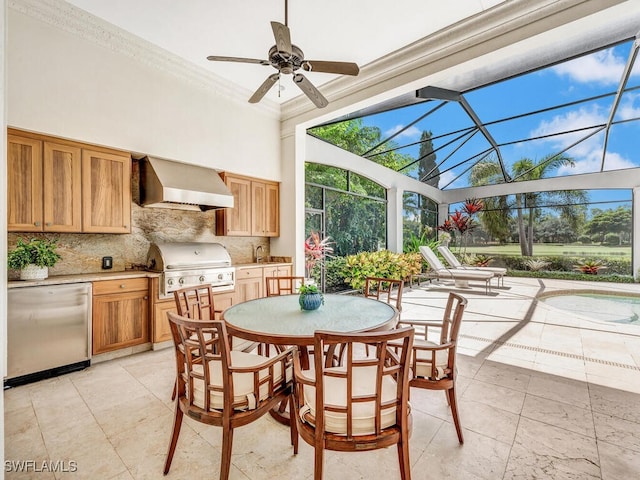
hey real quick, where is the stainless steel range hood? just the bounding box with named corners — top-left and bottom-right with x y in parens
top-left (140, 156), bottom-right (234, 211)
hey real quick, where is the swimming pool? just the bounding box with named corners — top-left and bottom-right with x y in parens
top-left (537, 290), bottom-right (640, 325)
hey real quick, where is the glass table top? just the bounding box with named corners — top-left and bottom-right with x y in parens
top-left (223, 294), bottom-right (398, 341)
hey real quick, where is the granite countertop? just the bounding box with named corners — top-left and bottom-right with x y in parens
top-left (8, 270), bottom-right (160, 288)
top-left (8, 260), bottom-right (294, 288)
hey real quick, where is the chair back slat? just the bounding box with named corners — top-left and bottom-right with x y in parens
top-left (364, 277), bottom-right (404, 313)
top-left (173, 285), bottom-right (219, 320)
top-left (265, 276), bottom-right (305, 296)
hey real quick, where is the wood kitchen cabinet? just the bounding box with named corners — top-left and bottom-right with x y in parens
top-left (7, 129), bottom-right (131, 234)
top-left (234, 266), bottom-right (264, 304)
top-left (262, 264), bottom-right (292, 285)
top-left (92, 278), bottom-right (149, 354)
top-left (8, 134), bottom-right (83, 232)
top-left (216, 172), bottom-right (280, 237)
top-left (150, 277), bottom-right (236, 344)
top-left (82, 149), bottom-right (131, 233)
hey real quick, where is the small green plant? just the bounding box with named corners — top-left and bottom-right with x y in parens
top-left (573, 259), bottom-right (607, 275)
top-left (8, 238), bottom-right (62, 270)
top-left (524, 258), bottom-right (551, 272)
top-left (471, 254), bottom-right (493, 267)
top-left (299, 284), bottom-right (321, 295)
top-left (298, 283), bottom-right (324, 307)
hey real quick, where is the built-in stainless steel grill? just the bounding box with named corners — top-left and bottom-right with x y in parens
top-left (146, 242), bottom-right (235, 299)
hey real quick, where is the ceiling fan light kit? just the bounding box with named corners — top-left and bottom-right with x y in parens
top-left (207, 1), bottom-right (359, 108)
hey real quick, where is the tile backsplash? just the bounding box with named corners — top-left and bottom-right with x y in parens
top-left (7, 202), bottom-right (270, 279)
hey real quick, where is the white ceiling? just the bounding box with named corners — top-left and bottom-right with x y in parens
top-left (63, 0), bottom-right (506, 105)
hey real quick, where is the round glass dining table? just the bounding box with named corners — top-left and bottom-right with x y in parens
top-left (223, 293), bottom-right (398, 347)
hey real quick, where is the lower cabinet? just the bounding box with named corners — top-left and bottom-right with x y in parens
top-left (234, 267), bottom-right (264, 304)
top-left (92, 278), bottom-right (149, 355)
top-left (150, 277), bottom-right (236, 344)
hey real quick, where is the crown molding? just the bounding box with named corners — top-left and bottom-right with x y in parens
top-left (8, 0), bottom-right (281, 118)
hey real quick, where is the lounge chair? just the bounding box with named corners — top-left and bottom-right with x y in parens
top-left (437, 245), bottom-right (506, 287)
top-left (419, 246), bottom-right (494, 294)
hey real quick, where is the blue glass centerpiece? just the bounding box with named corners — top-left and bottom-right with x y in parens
top-left (298, 284), bottom-right (324, 311)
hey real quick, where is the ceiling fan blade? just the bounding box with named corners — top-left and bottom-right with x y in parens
top-left (271, 21), bottom-right (292, 56)
top-left (249, 73), bottom-right (280, 103)
top-left (207, 55), bottom-right (270, 66)
top-left (292, 73), bottom-right (328, 108)
top-left (302, 60), bottom-right (360, 76)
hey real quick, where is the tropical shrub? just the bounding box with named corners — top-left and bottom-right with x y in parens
top-left (604, 233), bottom-right (620, 246)
top-left (577, 235), bottom-right (591, 244)
top-left (342, 250), bottom-right (422, 291)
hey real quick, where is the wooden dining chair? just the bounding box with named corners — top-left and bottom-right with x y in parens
top-left (292, 326), bottom-right (415, 480)
top-left (362, 277), bottom-right (404, 356)
top-left (265, 276), bottom-right (305, 296)
top-left (170, 285), bottom-right (256, 400)
top-left (397, 292), bottom-right (467, 444)
top-left (164, 312), bottom-right (297, 480)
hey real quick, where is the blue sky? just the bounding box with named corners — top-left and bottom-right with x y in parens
top-left (360, 39), bottom-right (638, 210)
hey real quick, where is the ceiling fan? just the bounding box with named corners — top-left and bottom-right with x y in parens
top-left (206, 0), bottom-right (359, 108)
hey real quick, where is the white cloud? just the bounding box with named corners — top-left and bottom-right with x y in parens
top-left (530, 105), bottom-right (636, 174)
top-left (384, 124), bottom-right (422, 140)
top-left (617, 92), bottom-right (640, 120)
top-left (551, 48), bottom-right (629, 85)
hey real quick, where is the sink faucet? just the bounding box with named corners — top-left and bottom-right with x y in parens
top-left (255, 245), bottom-right (264, 263)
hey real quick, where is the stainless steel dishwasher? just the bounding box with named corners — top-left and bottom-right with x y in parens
top-left (5, 282), bottom-right (92, 386)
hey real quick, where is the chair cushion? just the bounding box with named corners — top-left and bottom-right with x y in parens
top-left (413, 339), bottom-right (449, 380)
top-left (299, 365), bottom-right (402, 435)
top-left (189, 350), bottom-right (291, 411)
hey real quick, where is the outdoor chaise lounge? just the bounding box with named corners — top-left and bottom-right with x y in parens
top-left (437, 245), bottom-right (507, 287)
top-left (419, 246), bottom-right (494, 294)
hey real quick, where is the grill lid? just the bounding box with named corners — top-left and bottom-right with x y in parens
top-left (146, 242), bottom-right (232, 271)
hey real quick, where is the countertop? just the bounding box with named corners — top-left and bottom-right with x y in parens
top-left (8, 270), bottom-right (160, 288)
top-left (7, 261), bottom-right (293, 289)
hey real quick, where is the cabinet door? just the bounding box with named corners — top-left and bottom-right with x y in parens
top-left (43, 142), bottom-right (82, 232)
top-left (92, 289), bottom-right (149, 354)
top-left (216, 174), bottom-right (252, 236)
top-left (265, 182), bottom-right (280, 237)
top-left (82, 149), bottom-right (131, 233)
top-left (7, 135), bottom-right (43, 232)
top-left (251, 181), bottom-right (266, 236)
top-left (213, 291), bottom-right (234, 318)
top-left (153, 300), bottom-right (176, 344)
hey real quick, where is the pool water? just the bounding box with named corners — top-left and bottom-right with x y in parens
top-left (539, 293), bottom-right (640, 325)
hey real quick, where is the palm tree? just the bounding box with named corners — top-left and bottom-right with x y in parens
top-left (470, 154), bottom-right (588, 256)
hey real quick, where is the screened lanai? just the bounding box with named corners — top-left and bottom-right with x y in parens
top-left (298, 16), bottom-right (640, 283)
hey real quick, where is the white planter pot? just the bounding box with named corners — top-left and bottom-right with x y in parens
top-left (20, 265), bottom-right (49, 280)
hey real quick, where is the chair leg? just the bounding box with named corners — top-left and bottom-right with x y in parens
top-left (220, 426), bottom-right (234, 480)
top-left (163, 405), bottom-right (184, 474)
top-left (447, 387), bottom-right (464, 444)
top-left (289, 394), bottom-right (299, 454)
top-left (171, 379), bottom-right (177, 401)
top-left (397, 433), bottom-right (412, 480)
top-left (314, 443), bottom-right (324, 480)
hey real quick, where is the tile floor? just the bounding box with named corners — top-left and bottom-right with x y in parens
top-left (4, 277), bottom-right (640, 479)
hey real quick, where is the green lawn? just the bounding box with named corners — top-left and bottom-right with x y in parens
top-left (465, 243), bottom-right (631, 259)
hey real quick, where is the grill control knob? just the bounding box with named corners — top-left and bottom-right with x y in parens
top-left (218, 273), bottom-right (224, 280)
top-left (178, 278), bottom-right (185, 285)
top-left (167, 279), bottom-right (174, 286)
top-left (199, 276), bottom-right (205, 282)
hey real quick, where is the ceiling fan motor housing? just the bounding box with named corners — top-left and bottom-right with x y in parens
top-left (268, 44), bottom-right (304, 74)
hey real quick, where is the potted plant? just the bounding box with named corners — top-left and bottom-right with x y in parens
top-left (304, 230), bottom-right (334, 286)
top-left (8, 237), bottom-right (62, 280)
top-left (298, 284), bottom-right (324, 311)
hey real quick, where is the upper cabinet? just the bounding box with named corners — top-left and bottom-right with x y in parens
top-left (7, 129), bottom-right (131, 234)
top-left (82, 149), bottom-right (131, 233)
top-left (216, 173), bottom-right (280, 237)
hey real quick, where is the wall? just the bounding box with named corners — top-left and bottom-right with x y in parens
top-left (6, 6), bottom-right (281, 180)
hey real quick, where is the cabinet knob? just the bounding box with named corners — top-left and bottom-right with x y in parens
top-left (34, 221), bottom-right (41, 226)
top-left (120, 284), bottom-right (126, 288)
top-left (144, 296), bottom-right (148, 300)
top-left (46, 222), bottom-right (52, 226)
